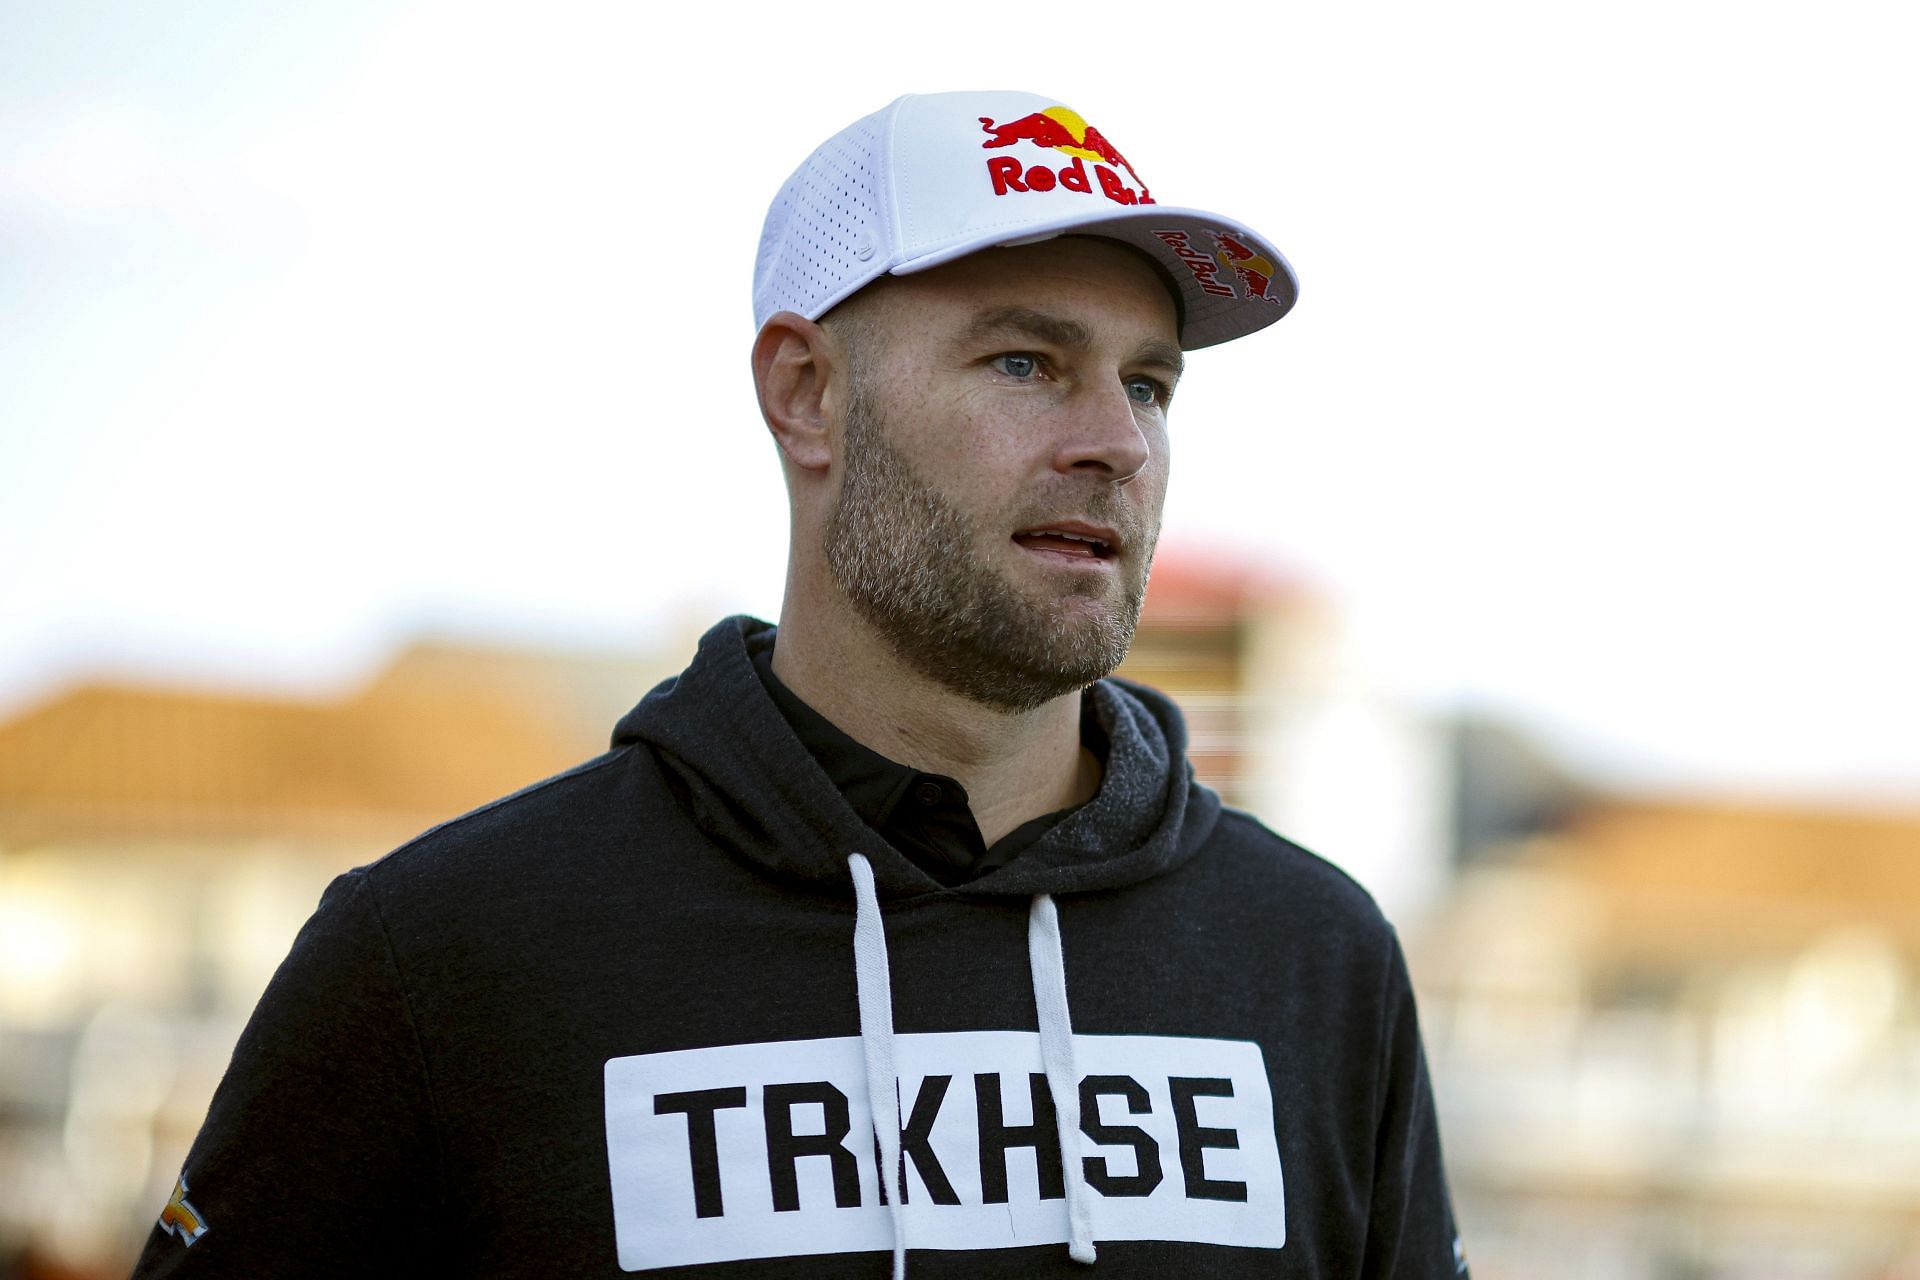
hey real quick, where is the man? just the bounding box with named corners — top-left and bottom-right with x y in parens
top-left (133, 91), bottom-right (1466, 1278)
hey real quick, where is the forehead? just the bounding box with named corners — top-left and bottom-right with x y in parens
top-left (855, 237), bottom-right (1181, 347)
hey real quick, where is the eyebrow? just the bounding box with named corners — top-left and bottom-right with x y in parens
top-left (962, 305), bottom-right (1185, 381)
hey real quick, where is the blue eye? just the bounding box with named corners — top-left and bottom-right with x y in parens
top-left (996, 353), bottom-right (1040, 378)
top-left (1126, 377), bottom-right (1167, 406)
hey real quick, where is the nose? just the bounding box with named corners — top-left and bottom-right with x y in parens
top-left (1050, 380), bottom-right (1152, 484)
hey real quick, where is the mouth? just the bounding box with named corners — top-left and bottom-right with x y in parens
top-left (1010, 522), bottom-right (1119, 562)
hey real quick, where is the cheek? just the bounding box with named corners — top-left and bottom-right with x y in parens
top-left (1134, 447), bottom-right (1172, 522)
top-left (1138, 471), bottom-right (1171, 522)
top-left (897, 392), bottom-right (1026, 478)
top-left (1137, 425), bottom-right (1171, 482)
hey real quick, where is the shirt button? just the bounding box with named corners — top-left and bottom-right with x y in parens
top-left (914, 780), bottom-right (944, 806)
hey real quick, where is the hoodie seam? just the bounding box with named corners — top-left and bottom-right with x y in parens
top-left (348, 868), bottom-right (453, 1217)
top-left (1367, 925), bottom-right (1400, 1166)
top-left (850, 883), bottom-right (1009, 910)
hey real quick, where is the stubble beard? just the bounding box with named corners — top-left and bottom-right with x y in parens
top-left (822, 384), bottom-right (1156, 714)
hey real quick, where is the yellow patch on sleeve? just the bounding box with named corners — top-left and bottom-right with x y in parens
top-left (160, 1173), bottom-right (208, 1246)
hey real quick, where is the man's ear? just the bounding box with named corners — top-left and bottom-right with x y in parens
top-left (753, 311), bottom-right (838, 473)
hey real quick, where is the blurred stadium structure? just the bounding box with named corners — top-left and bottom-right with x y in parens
top-left (1, 552), bottom-right (1917, 1278)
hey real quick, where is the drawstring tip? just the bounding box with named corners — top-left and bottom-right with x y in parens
top-left (1069, 1241), bottom-right (1098, 1265)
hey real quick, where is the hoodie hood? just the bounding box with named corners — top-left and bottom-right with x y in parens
top-left (612, 616), bottom-right (1220, 900)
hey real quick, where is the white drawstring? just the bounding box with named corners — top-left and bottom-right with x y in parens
top-left (1029, 893), bottom-right (1098, 1264)
top-left (848, 856), bottom-right (1097, 1274)
top-left (848, 853), bottom-right (908, 1280)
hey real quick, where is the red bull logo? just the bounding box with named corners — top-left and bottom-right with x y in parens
top-left (979, 107), bottom-right (1154, 207)
top-left (1210, 231), bottom-right (1282, 303)
top-left (1152, 229), bottom-right (1285, 305)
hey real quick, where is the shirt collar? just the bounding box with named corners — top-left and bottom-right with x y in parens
top-left (746, 632), bottom-right (1104, 886)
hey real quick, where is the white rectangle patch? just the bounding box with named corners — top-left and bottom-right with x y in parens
top-left (604, 1031), bottom-right (1284, 1271)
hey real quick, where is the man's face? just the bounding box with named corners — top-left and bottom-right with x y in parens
top-left (821, 237), bottom-right (1182, 712)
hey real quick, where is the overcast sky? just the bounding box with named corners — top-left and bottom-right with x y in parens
top-left (2, 1), bottom-right (1915, 807)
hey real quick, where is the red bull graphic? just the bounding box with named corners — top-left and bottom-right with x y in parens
top-left (1209, 230), bottom-right (1283, 303)
top-left (160, 1172), bottom-right (208, 1246)
top-left (979, 107), bottom-right (1154, 207)
top-left (1151, 229), bottom-right (1287, 305)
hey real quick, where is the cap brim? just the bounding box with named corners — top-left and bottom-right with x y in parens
top-left (889, 203), bottom-right (1297, 350)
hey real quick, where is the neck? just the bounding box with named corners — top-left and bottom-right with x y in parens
top-left (772, 593), bottom-right (1100, 847)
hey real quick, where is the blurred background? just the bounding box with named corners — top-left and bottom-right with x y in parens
top-left (2, 2), bottom-right (1916, 1276)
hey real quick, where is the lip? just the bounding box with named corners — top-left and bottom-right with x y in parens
top-left (1015, 542), bottom-right (1117, 571)
top-left (1010, 520), bottom-right (1123, 559)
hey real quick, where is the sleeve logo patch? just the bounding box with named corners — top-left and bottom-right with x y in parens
top-left (160, 1173), bottom-right (208, 1246)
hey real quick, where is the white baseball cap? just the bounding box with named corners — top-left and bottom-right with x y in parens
top-left (752, 91), bottom-right (1297, 350)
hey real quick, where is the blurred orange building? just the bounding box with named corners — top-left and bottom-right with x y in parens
top-left (1421, 799), bottom-right (1920, 1279)
top-left (0, 638), bottom-right (682, 1274)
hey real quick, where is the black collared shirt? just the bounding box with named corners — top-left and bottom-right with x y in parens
top-left (748, 639), bottom-right (1105, 887)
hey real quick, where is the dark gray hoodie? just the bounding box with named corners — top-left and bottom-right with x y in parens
top-left (131, 615), bottom-right (1467, 1279)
